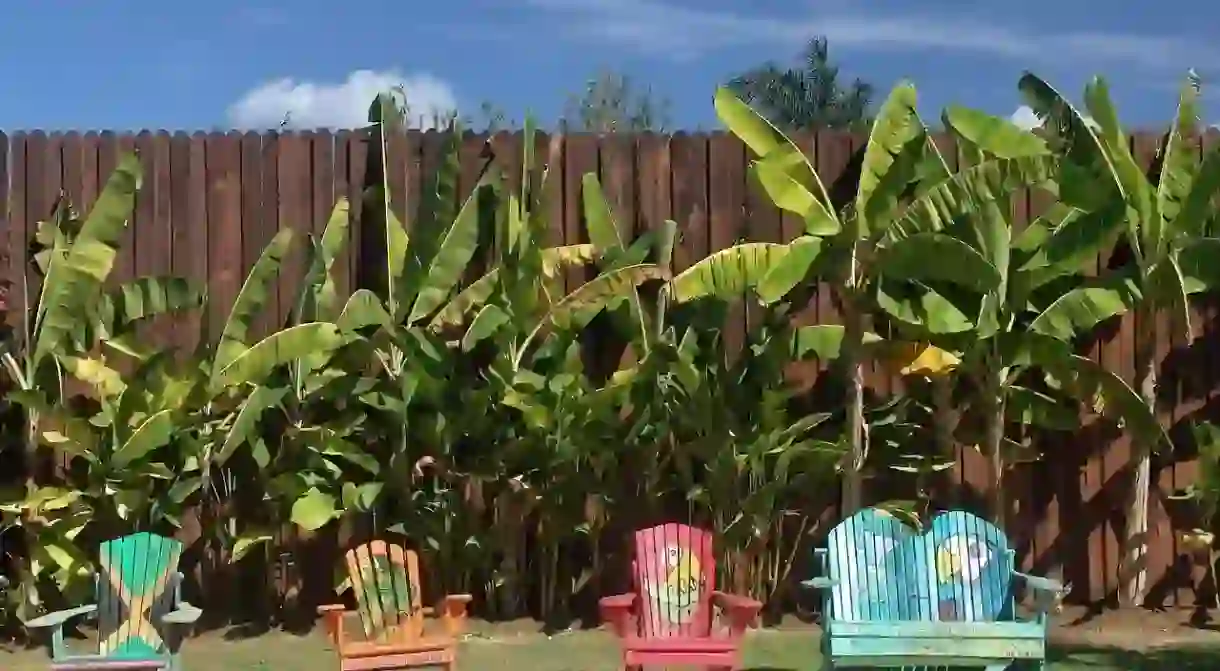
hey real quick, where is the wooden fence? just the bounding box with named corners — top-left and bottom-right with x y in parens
top-left (0, 129), bottom-right (1215, 610)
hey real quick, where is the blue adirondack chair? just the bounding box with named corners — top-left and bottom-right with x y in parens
top-left (23, 532), bottom-right (202, 670)
top-left (804, 508), bottom-right (1066, 670)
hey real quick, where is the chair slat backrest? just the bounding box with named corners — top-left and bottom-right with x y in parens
top-left (822, 509), bottom-right (1015, 623)
top-left (345, 541), bottom-right (423, 642)
top-left (921, 511), bottom-right (1014, 622)
top-left (823, 508), bottom-right (916, 621)
top-left (97, 532), bottom-right (182, 659)
top-left (632, 523), bottom-right (715, 639)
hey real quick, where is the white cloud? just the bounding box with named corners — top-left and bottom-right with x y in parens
top-left (523, 0), bottom-right (1219, 71)
top-left (227, 69), bottom-right (459, 130)
top-left (1009, 105), bottom-right (1104, 131)
top-left (1010, 106), bottom-right (1042, 131)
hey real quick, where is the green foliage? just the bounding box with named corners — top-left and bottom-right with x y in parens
top-left (562, 69), bottom-right (671, 133)
top-left (726, 37), bottom-right (874, 132)
top-left (4, 69), bottom-right (1220, 629)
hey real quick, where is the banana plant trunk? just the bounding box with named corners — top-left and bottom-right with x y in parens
top-left (932, 374), bottom-right (955, 508)
top-left (982, 364), bottom-right (1007, 529)
top-left (840, 289), bottom-right (866, 515)
top-left (1121, 311), bottom-right (1157, 607)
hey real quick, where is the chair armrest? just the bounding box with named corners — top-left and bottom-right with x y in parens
top-left (438, 594), bottom-right (473, 637)
top-left (317, 604), bottom-right (348, 650)
top-left (25, 605), bottom-right (99, 660)
top-left (711, 591), bottom-right (762, 635)
top-left (598, 593), bottom-right (638, 638)
top-left (162, 603), bottom-right (203, 625)
top-left (1012, 571), bottom-right (1064, 594)
top-left (25, 604), bottom-right (98, 629)
top-left (800, 577), bottom-right (837, 590)
top-left (1013, 570), bottom-right (1068, 618)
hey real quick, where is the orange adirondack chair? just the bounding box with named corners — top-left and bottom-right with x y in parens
top-left (600, 523), bottom-right (763, 670)
top-left (318, 541), bottom-right (472, 670)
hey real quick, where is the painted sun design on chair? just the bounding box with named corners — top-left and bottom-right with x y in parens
top-left (644, 544), bottom-right (705, 625)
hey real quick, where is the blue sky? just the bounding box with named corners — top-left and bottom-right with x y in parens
top-left (2, 0), bottom-right (1217, 132)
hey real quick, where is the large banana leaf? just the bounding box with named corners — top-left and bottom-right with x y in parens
top-left (1017, 73), bottom-right (1124, 209)
top-left (211, 322), bottom-right (344, 391)
top-left (877, 233), bottom-right (1002, 294)
top-left (109, 409), bottom-right (176, 469)
top-left (713, 87), bottom-right (832, 209)
top-left (427, 244), bottom-right (601, 330)
top-left (292, 199), bottom-right (351, 325)
top-left (32, 154), bottom-right (142, 369)
top-left (95, 276), bottom-right (206, 340)
top-left (751, 156), bottom-right (841, 236)
top-left (887, 155), bottom-right (1058, 243)
top-left (667, 243), bottom-right (791, 303)
top-left (407, 166), bottom-right (499, 324)
top-left (943, 105), bottom-right (1049, 159)
top-left (757, 237), bottom-right (824, 304)
top-left (215, 385), bottom-right (289, 465)
top-left (581, 173), bottom-right (627, 250)
top-left (366, 94), bottom-right (413, 317)
top-left (212, 229), bottom-right (294, 375)
top-left (523, 264), bottom-right (669, 354)
top-left (855, 83), bottom-right (922, 235)
top-left (1029, 272), bottom-right (1142, 340)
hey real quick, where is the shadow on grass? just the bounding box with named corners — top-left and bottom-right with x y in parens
top-left (1050, 643), bottom-right (1220, 669)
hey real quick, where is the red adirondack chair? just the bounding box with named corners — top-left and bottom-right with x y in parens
top-left (600, 523), bottom-right (762, 670)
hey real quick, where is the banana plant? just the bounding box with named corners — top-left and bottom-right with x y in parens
top-left (440, 117), bottom-right (667, 617)
top-left (1018, 71), bottom-right (1220, 605)
top-left (0, 345), bottom-right (186, 621)
top-left (714, 82), bottom-right (1059, 513)
top-left (323, 97), bottom-right (504, 569)
top-left (0, 157), bottom-right (203, 486)
top-left (200, 198), bottom-right (382, 567)
top-left (862, 104), bottom-right (1166, 526)
top-left (669, 309), bottom-right (842, 606)
top-left (0, 156), bottom-right (206, 619)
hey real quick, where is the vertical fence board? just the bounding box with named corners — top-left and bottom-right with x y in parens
top-left (0, 133), bottom-right (7, 320)
top-left (669, 133), bottom-right (708, 276)
top-left (278, 133), bottom-right (311, 331)
top-left (707, 133), bottom-right (746, 359)
top-left (24, 132), bottom-right (47, 308)
top-left (206, 132), bottom-right (243, 341)
top-left (152, 133), bottom-right (176, 344)
top-left (6, 134), bottom-right (25, 377)
top-left (345, 131), bottom-right (368, 294)
top-left (563, 135), bottom-right (596, 292)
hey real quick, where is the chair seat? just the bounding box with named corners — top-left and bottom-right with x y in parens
top-left (340, 636), bottom-right (456, 658)
top-left (51, 655), bottom-right (166, 670)
top-left (623, 636), bottom-right (740, 653)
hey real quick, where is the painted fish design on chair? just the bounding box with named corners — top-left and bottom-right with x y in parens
top-left (644, 544), bottom-right (704, 625)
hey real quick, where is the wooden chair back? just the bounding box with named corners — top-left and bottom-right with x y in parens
top-left (345, 541), bottom-right (424, 642)
top-left (97, 532), bottom-right (183, 659)
top-left (821, 509), bottom-right (1015, 622)
top-left (632, 523), bottom-right (716, 639)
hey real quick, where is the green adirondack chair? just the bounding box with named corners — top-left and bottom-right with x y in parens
top-left (24, 532), bottom-right (202, 670)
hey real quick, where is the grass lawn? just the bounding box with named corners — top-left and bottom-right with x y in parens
top-left (3, 627), bottom-right (1220, 670)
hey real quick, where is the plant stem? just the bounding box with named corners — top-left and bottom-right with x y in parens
top-left (1121, 313), bottom-right (1156, 607)
top-left (982, 361), bottom-right (1007, 528)
top-left (841, 289), bottom-right (866, 514)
